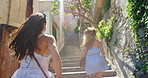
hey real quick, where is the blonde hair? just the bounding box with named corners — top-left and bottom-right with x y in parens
top-left (82, 27), bottom-right (97, 49)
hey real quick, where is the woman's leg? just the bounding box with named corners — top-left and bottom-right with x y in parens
top-left (95, 72), bottom-right (102, 78)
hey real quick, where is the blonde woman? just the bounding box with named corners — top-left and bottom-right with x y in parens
top-left (82, 27), bottom-right (109, 78)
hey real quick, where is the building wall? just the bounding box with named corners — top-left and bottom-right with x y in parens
top-left (33, 0), bottom-right (39, 14)
top-left (43, 11), bottom-right (53, 35)
top-left (39, 1), bottom-right (52, 12)
top-left (39, 1), bottom-right (65, 52)
top-left (0, 0), bottom-right (27, 27)
top-left (0, 0), bottom-right (39, 27)
top-left (0, 0), bottom-right (10, 24)
top-left (8, 0), bottom-right (27, 26)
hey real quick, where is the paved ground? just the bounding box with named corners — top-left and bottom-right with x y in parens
top-left (60, 32), bottom-right (81, 57)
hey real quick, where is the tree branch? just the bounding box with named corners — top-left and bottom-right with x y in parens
top-left (79, 14), bottom-right (99, 29)
top-left (78, 0), bottom-right (95, 21)
top-left (63, 0), bottom-right (99, 30)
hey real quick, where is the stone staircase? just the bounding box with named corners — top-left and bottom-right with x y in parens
top-left (61, 56), bottom-right (117, 78)
top-left (60, 32), bottom-right (118, 78)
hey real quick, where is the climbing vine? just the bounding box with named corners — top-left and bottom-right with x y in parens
top-left (127, 0), bottom-right (148, 77)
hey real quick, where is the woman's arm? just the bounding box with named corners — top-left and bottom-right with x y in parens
top-left (47, 36), bottom-right (62, 78)
top-left (82, 46), bottom-right (87, 58)
top-left (98, 41), bottom-right (105, 56)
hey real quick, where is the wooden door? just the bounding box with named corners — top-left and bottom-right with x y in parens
top-left (0, 24), bottom-right (19, 78)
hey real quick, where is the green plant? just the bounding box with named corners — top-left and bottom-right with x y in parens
top-left (125, 48), bottom-right (129, 52)
top-left (50, 0), bottom-right (59, 15)
top-left (96, 16), bottom-right (115, 40)
top-left (74, 20), bottom-right (80, 33)
top-left (104, 0), bottom-right (111, 12)
top-left (127, 0), bottom-right (148, 77)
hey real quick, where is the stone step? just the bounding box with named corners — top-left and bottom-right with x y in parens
top-left (62, 62), bottom-right (80, 67)
top-left (62, 58), bottom-right (80, 63)
top-left (61, 56), bottom-right (115, 78)
top-left (62, 62), bottom-right (111, 69)
top-left (63, 76), bottom-right (118, 78)
top-left (62, 56), bottom-right (111, 69)
top-left (62, 56), bottom-right (81, 67)
top-left (62, 63), bottom-right (111, 70)
top-left (62, 66), bottom-right (111, 72)
top-left (102, 76), bottom-right (118, 78)
top-left (61, 56), bottom-right (81, 60)
top-left (62, 66), bottom-right (84, 72)
top-left (62, 70), bottom-right (116, 78)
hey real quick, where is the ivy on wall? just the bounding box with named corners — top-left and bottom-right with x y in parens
top-left (104, 0), bottom-right (111, 12)
top-left (127, 0), bottom-right (148, 77)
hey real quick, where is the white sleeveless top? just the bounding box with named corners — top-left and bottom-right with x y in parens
top-left (11, 34), bottom-right (55, 78)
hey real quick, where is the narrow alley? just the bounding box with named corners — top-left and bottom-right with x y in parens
top-left (0, 0), bottom-right (147, 78)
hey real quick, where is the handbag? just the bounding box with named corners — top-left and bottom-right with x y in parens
top-left (33, 56), bottom-right (48, 78)
top-left (80, 48), bottom-right (88, 67)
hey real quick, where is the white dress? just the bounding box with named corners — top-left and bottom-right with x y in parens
top-left (11, 52), bottom-right (55, 78)
top-left (85, 47), bottom-right (109, 74)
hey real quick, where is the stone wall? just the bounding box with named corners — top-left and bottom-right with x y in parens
top-left (103, 0), bottom-right (137, 78)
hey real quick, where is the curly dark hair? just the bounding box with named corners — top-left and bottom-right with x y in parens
top-left (9, 13), bottom-right (46, 60)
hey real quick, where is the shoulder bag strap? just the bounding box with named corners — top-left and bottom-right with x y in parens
top-left (33, 56), bottom-right (48, 78)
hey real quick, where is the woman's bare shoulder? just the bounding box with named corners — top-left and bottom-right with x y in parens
top-left (94, 39), bottom-right (101, 44)
top-left (38, 34), bottom-right (55, 44)
top-left (43, 34), bottom-right (56, 44)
